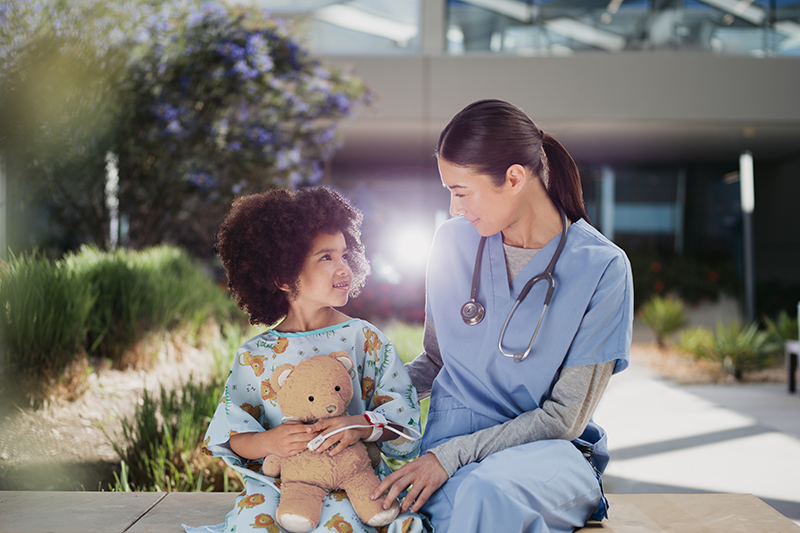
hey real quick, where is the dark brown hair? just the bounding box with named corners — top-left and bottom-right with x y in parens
top-left (215, 186), bottom-right (370, 326)
top-left (436, 99), bottom-right (589, 223)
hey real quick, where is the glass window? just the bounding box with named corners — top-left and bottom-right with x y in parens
top-left (258, 0), bottom-right (421, 54)
top-left (446, 0), bottom-right (800, 55)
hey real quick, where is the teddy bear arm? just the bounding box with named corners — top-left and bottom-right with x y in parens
top-left (261, 454), bottom-right (282, 477)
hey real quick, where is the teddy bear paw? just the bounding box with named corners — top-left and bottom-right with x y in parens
top-left (365, 505), bottom-right (400, 527)
top-left (277, 513), bottom-right (315, 533)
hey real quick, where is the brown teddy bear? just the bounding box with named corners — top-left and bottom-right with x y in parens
top-left (261, 351), bottom-right (400, 533)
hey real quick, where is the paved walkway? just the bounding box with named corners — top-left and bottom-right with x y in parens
top-left (596, 345), bottom-right (800, 525)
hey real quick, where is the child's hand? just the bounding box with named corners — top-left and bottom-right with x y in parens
top-left (305, 415), bottom-right (372, 456)
top-left (264, 421), bottom-right (320, 457)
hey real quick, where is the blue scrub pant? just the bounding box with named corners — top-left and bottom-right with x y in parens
top-left (421, 440), bottom-right (602, 533)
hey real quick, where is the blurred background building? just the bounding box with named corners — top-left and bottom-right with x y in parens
top-left (235, 0), bottom-right (800, 323)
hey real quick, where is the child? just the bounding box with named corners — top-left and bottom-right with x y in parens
top-left (185, 187), bottom-right (425, 533)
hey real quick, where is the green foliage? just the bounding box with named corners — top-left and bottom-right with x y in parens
top-left (627, 250), bottom-right (736, 311)
top-left (111, 377), bottom-right (233, 492)
top-left (640, 295), bottom-right (687, 347)
top-left (383, 322), bottom-right (424, 365)
top-left (677, 322), bottom-right (782, 380)
top-left (0, 251), bottom-right (95, 381)
top-left (0, 0), bottom-right (183, 250)
top-left (763, 310), bottom-right (799, 342)
top-left (0, 245), bottom-right (245, 399)
top-left (75, 245), bottom-right (243, 366)
top-left (110, 321), bottom-right (257, 492)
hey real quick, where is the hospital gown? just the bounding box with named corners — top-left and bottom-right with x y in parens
top-left (184, 319), bottom-right (427, 533)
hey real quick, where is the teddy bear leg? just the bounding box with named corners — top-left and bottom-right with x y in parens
top-left (276, 481), bottom-right (327, 533)
top-left (341, 471), bottom-right (400, 527)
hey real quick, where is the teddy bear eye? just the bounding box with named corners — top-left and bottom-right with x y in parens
top-left (335, 386), bottom-right (341, 392)
top-left (308, 396), bottom-right (314, 402)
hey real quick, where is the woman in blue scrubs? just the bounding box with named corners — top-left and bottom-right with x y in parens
top-left (371, 99), bottom-right (633, 533)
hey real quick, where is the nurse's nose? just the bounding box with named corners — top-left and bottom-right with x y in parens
top-left (449, 196), bottom-right (464, 217)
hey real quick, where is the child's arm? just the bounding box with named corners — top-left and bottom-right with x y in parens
top-left (229, 421), bottom-right (320, 459)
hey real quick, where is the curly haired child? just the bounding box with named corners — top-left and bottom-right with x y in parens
top-left (185, 186), bottom-right (426, 533)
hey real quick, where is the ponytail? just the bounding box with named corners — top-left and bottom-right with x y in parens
top-left (438, 99), bottom-right (590, 224)
top-left (542, 133), bottom-right (590, 224)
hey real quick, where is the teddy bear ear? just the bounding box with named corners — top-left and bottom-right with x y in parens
top-left (271, 363), bottom-right (295, 391)
top-left (329, 350), bottom-right (353, 372)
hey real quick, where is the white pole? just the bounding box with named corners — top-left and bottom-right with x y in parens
top-left (601, 165), bottom-right (616, 241)
top-left (105, 152), bottom-right (119, 251)
top-left (740, 151), bottom-right (755, 215)
top-left (740, 150), bottom-right (755, 322)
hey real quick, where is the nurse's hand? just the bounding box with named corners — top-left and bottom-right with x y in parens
top-left (370, 452), bottom-right (448, 514)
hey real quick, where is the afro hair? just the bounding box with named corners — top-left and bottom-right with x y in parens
top-left (215, 186), bottom-right (370, 326)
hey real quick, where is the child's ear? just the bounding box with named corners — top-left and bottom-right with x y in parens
top-left (271, 363), bottom-right (294, 391)
top-left (274, 278), bottom-right (290, 292)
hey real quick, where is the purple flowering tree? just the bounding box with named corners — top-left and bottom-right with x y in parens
top-left (114, 4), bottom-right (371, 253)
top-left (1, 0), bottom-right (370, 255)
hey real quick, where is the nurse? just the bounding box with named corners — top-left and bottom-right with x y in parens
top-left (372, 99), bottom-right (633, 533)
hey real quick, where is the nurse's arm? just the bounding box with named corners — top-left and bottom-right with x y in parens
top-left (427, 361), bottom-right (615, 477)
top-left (404, 317), bottom-right (443, 399)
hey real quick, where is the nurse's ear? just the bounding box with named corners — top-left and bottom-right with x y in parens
top-left (505, 164), bottom-right (529, 196)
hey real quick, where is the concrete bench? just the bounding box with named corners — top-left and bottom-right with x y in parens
top-left (1, 491), bottom-right (798, 532)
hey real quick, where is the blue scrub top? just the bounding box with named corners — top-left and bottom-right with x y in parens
top-left (424, 217), bottom-right (633, 434)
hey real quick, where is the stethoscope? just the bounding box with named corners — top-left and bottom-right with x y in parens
top-left (460, 203), bottom-right (569, 363)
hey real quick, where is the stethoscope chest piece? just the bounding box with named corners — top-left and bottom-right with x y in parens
top-left (461, 299), bottom-right (485, 326)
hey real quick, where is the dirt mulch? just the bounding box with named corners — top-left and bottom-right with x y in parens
top-left (0, 328), bottom-right (218, 491)
top-left (631, 341), bottom-right (786, 385)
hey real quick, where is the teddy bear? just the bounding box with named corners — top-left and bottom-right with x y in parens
top-left (261, 351), bottom-right (400, 533)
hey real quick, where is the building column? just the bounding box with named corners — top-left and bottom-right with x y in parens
top-left (421, 0), bottom-right (447, 52)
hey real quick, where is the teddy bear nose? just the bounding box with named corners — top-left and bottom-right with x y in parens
top-left (326, 404), bottom-right (336, 414)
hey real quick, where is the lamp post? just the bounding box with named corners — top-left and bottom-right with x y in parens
top-left (740, 151), bottom-right (755, 323)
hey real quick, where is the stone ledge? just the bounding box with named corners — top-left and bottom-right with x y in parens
top-left (1, 491), bottom-right (798, 532)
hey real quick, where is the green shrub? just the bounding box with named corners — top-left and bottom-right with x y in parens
top-left (110, 321), bottom-right (257, 492)
top-left (1, 245), bottom-right (245, 400)
top-left (764, 310), bottom-right (799, 342)
top-left (111, 378), bottom-right (232, 492)
top-left (76, 244), bottom-right (243, 368)
top-left (677, 322), bottom-right (782, 380)
top-left (0, 252), bottom-right (96, 394)
top-left (627, 250), bottom-right (736, 311)
top-left (640, 295), bottom-right (688, 347)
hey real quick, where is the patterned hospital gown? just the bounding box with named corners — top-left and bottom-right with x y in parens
top-left (185, 318), bottom-right (427, 533)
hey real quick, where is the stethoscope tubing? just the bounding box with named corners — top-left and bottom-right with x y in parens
top-left (463, 202), bottom-right (569, 363)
